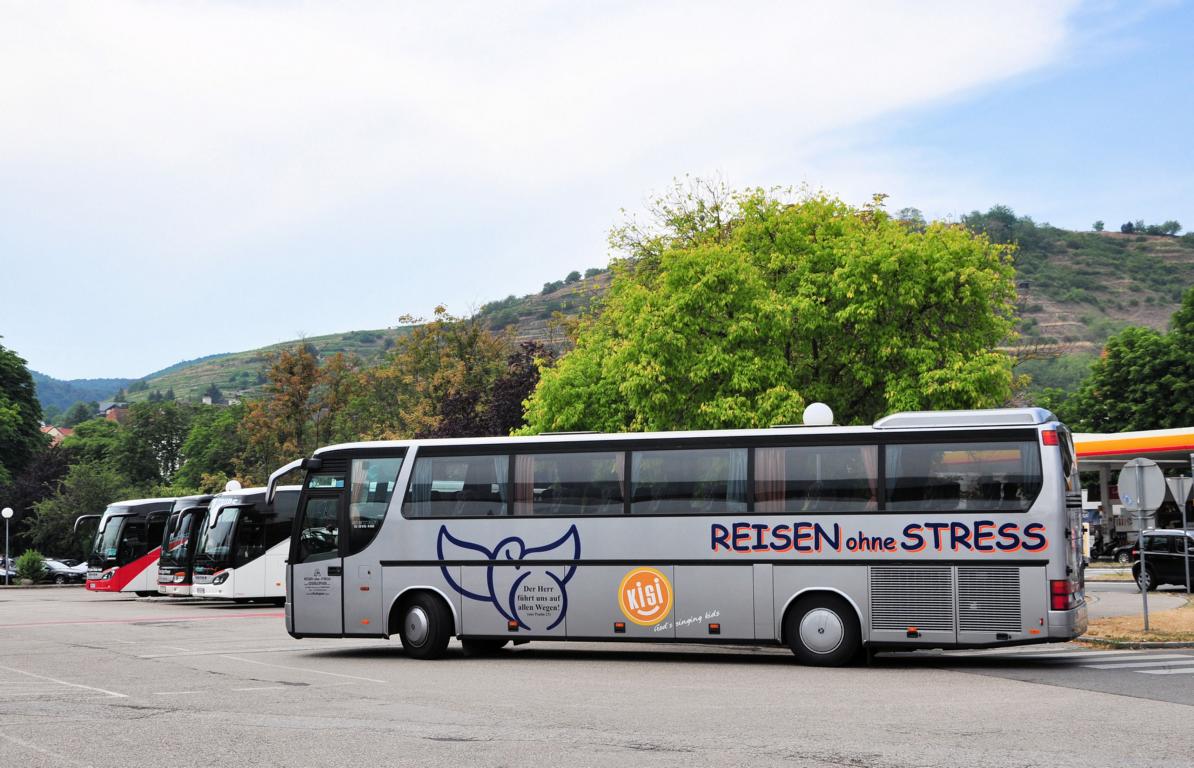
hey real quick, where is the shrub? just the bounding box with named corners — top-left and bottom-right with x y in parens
top-left (15, 550), bottom-right (46, 583)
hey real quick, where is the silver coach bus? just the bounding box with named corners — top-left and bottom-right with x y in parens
top-left (273, 407), bottom-right (1086, 666)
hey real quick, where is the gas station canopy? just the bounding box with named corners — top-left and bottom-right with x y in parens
top-left (1074, 427), bottom-right (1194, 467)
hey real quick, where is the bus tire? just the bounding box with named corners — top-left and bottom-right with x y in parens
top-left (784, 594), bottom-right (861, 667)
top-left (461, 638), bottom-right (508, 656)
top-left (398, 593), bottom-right (452, 660)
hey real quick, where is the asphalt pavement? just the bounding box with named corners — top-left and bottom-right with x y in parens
top-left (1, 584), bottom-right (1191, 768)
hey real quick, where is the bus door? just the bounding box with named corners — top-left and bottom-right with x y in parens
top-left (292, 468), bottom-right (347, 636)
top-left (342, 455), bottom-right (405, 637)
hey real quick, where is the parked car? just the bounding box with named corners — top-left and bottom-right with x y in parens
top-left (41, 558), bottom-right (86, 584)
top-left (1131, 529), bottom-right (1194, 591)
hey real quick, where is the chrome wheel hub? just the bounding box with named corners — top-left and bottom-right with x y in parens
top-left (405, 606), bottom-right (430, 647)
top-left (799, 608), bottom-right (844, 655)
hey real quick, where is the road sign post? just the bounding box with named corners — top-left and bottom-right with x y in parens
top-left (1119, 458), bottom-right (1166, 631)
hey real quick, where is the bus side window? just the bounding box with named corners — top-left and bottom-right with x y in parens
top-left (403, 455), bottom-right (508, 518)
top-left (119, 522), bottom-right (146, 564)
top-left (348, 456), bottom-right (404, 554)
top-left (237, 513), bottom-right (266, 564)
top-left (630, 448), bottom-right (747, 515)
top-left (513, 452), bottom-right (625, 516)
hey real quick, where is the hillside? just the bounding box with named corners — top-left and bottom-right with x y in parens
top-left (41, 216), bottom-right (1194, 411)
top-left (31, 371), bottom-right (133, 412)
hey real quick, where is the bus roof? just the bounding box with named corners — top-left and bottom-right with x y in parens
top-left (311, 408), bottom-right (1055, 457)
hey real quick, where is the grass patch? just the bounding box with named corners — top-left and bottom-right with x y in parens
top-left (1085, 596), bottom-right (1194, 642)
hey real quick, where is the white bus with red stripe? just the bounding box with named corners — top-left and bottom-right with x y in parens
top-left (77, 498), bottom-right (175, 596)
top-left (156, 495), bottom-right (214, 596)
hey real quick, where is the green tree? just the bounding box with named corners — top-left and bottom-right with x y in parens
top-left (348, 308), bottom-right (509, 439)
top-left (1063, 286), bottom-right (1194, 430)
top-left (174, 403), bottom-right (248, 491)
top-left (565, 270), bottom-right (582, 284)
top-left (60, 418), bottom-right (123, 466)
top-left (61, 400), bottom-right (98, 427)
top-left (112, 401), bottom-right (194, 486)
top-left (26, 461), bottom-right (132, 558)
top-left (1092, 220), bottom-right (1104, 232)
top-left (522, 186), bottom-right (1018, 433)
top-left (0, 339), bottom-right (46, 485)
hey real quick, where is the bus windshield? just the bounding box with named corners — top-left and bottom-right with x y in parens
top-left (90, 513), bottom-right (129, 564)
top-left (197, 506), bottom-right (241, 565)
top-left (163, 509), bottom-right (200, 566)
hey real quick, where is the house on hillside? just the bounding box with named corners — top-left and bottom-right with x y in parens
top-left (98, 402), bottom-right (129, 423)
top-left (39, 424), bottom-right (74, 446)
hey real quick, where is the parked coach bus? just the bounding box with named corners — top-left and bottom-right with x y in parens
top-left (191, 484), bottom-right (300, 604)
top-left (75, 498), bottom-right (175, 596)
top-left (277, 407), bottom-right (1086, 666)
top-left (156, 494), bottom-right (214, 596)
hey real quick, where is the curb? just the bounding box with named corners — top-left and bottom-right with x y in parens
top-left (1081, 635), bottom-right (1194, 649)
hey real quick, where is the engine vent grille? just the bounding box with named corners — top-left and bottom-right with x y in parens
top-left (957, 567), bottom-right (1021, 633)
top-left (869, 566), bottom-right (954, 631)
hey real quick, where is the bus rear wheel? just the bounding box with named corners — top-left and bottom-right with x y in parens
top-left (398, 593), bottom-right (452, 660)
top-left (784, 594), bottom-right (861, 667)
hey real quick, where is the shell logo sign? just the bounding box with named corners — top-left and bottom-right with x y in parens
top-left (618, 567), bottom-right (672, 626)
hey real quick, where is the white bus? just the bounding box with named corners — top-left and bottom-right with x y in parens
top-left (277, 408), bottom-right (1086, 665)
top-left (76, 498), bottom-right (175, 596)
top-left (191, 485), bottom-right (300, 604)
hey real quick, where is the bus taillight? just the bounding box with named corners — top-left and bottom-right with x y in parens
top-left (1040, 429), bottom-right (1059, 446)
top-left (1050, 579), bottom-right (1077, 610)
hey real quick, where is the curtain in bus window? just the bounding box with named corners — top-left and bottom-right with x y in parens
top-left (514, 455), bottom-right (535, 515)
top-left (348, 457), bottom-right (403, 555)
top-left (404, 457), bottom-right (436, 517)
top-left (755, 449), bottom-right (786, 513)
top-left (885, 441), bottom-right (1042, 513)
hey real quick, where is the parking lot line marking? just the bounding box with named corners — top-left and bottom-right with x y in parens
top-left (0, 663), bottom-right (127, 698)
top-left (1138, 666), bottom-right (1194, 675)
top-left (1083, 657), bottom-right (1194, 669)
top-left (219, 655), bottom-right (386, 684)
top-left (1, 732), bottom-right (93, 767)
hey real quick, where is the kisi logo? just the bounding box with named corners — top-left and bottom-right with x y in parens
top-left (618, 567), bottom-right (672, 626)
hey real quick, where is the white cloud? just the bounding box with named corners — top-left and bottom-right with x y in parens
top-left (0, 0), bottom-right (1081, 376)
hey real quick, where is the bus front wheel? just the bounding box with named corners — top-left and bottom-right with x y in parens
top-left (397, 593), bottom-right (452, 660)
top-left (784, 594), bottom-right (861, 667)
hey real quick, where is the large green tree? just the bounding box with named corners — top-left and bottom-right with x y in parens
top-left (521, 186), bottom-right (1018, 432)
top-left (1059, 286), bottom-right (1194, 431)
top-left (0, 339), bottom-right (46, 485)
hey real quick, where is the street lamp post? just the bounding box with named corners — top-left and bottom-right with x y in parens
top-left (1, 507), bottom-right (12, 587)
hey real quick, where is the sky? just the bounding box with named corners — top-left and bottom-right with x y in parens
top-left (1, 0), bottom-right (1191, 380)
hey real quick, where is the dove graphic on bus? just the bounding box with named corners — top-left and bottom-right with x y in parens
top-left (618, 567), bottom-right (672, 626)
